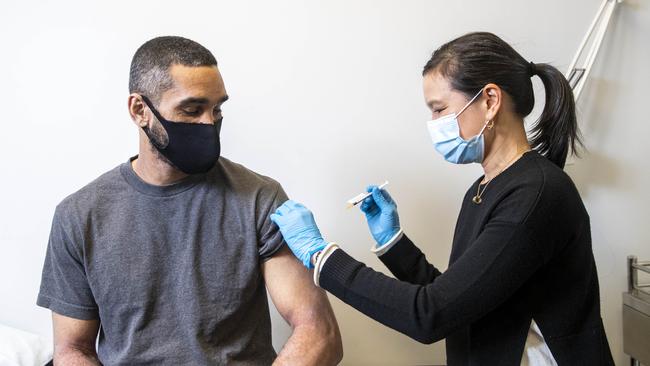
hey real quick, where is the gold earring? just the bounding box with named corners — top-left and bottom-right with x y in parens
top-left (486, 120), bottom-right (494, 130)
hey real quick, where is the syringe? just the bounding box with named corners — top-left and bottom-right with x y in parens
top-left (346, 181), bottom-right (389, 209)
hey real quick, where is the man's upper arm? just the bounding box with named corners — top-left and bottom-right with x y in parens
top-left (257, 180), bottom-right (342, 363)
top-left (262, 246), bottom-right (336, 326)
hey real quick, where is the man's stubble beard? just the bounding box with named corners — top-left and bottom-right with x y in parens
top-left (142, 120), bottom-right (175, 169)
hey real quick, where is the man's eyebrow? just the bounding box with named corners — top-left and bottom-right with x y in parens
top-left (178, 97), bottom-right (209, 106)
top-left (177, 95), bottom-right (229, 106)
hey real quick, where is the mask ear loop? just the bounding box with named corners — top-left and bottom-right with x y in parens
top-left (457, 88), bottom-right (493, 137)
top-left (456, 88), bottom-right (484, 117)
top-left (139, 95), bottom-right (170, 150)
top-left (140, 95), bottom-right (168, 124)
top-left (477, 119), bottom-right (492, 136)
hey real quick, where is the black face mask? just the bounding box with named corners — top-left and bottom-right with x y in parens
top-left (140, 95), bottom-right (221, 174)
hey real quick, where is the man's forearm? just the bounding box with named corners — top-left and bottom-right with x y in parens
top-left (273, 322), bottom-right (342, 366)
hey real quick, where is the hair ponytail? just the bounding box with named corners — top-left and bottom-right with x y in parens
top-left (529, 63), bottom-right (581, 168)
top-left (422, 32), bottom-right (581, 169)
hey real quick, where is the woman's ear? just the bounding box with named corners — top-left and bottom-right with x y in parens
top-left (128, 94), bottom-right (150, 128)
top-left (483, 83), bottom-right (502, 122)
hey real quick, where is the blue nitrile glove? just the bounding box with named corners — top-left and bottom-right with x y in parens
top-left (270, 200), bottom-right (327, 269)
top-left (360, 186), bottom-right (401, 246)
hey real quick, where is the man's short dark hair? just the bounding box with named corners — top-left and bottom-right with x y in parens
top-left (129, 36), bottom-right (218, 104)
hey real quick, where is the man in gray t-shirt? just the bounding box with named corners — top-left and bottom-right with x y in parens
top-left (37, 36), bottom-right (342, 365)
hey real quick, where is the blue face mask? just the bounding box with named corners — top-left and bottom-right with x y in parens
top-left (426, 88), bottom-right (490, 164)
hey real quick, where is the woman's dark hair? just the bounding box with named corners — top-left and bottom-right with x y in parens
top-left (423, 32), bottom-right (580, 168)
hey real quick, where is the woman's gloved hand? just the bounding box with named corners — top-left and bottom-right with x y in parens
top-left (360, 186), bottom-right (401, 246)
top-left (270, 200), bottom-right (327, 269)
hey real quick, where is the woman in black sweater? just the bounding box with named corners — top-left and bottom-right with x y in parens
top-left (270, 32), bottom-right (614, 365)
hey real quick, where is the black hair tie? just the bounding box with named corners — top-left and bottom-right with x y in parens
top-left (528, 61), bottom-right (538, 77)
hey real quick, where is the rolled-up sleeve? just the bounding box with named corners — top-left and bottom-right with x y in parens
top-left (256, 180), bottom-right (289, 261)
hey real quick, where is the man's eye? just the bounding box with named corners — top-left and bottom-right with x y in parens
top-left (183, 109), bottom-right (200, 116)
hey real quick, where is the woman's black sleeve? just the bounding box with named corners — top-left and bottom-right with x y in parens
top-left (318, 197), bottom-right (561, 344)
top-left (377, 235), bottom-right (442, 285)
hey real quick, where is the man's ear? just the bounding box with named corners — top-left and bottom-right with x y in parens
top-left (127, 94), bottom-right (149, 128)
top-left (483, 83), bottom-right (502, 122)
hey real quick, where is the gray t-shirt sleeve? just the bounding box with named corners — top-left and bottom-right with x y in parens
top-left (257, 181), bottom-right (289, 261)
top-left (37, 205), bottom-right (99, 320)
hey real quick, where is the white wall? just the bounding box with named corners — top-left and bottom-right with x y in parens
top-left (0, 0), bottom-right (647, 364)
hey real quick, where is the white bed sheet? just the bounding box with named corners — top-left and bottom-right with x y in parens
top-left (0, 324), bottom-right (52, 366)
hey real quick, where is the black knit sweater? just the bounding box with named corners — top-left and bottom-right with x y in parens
top-left (319, 151), bottom-right (614, 365)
